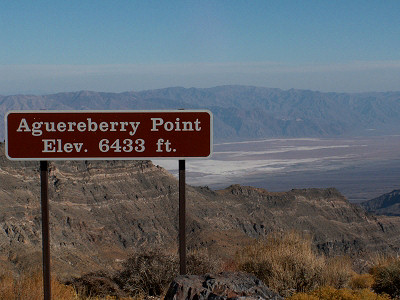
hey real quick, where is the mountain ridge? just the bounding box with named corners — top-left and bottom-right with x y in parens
top-left (2, 85), bottom-right (400, 142)
top-left (361, 190), bottom-right (400, 216)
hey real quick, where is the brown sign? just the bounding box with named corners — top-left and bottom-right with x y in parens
top-left (5, 110), bottom-right (212, 160)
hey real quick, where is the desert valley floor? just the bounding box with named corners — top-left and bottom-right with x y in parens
top-left (155, 135), bottom-right (400, 203)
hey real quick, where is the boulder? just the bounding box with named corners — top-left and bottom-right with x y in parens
top-left (164, 272), bottom-right (283, 300)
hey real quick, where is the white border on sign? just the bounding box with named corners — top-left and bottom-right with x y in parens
top-left (4, 110), bottom-right (213, 161)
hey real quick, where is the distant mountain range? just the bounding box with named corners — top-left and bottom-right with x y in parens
top-left (1, 86), bottom-right (400, 141)
top-left (360, 190), bottom-right (400, 216)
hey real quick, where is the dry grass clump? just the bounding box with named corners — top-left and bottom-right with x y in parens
top-left (0, 272), bottom-right (15, 300)
top-left (0, 270), bottom-right (77, 300)
top-left (115, 249), bottom-right (178, 297)
top-left (0, 270), bottom-right (139, 299)
top-left (187, 248), bottom-right (221, 275)
top-left (369, 255), bottom-right (400, 299)
top-left (349, 273), bottom-right (374, 290)
top-left (288, 286), bottom-right (391, 300)
top-left (235, 231), bottom-right (354, 297)
top-left (323, 256), bottom-right (354, 288)
top-left (115, 248), bottom-right (220, 297)
top-left (69, 270), bottom-right (127, 299)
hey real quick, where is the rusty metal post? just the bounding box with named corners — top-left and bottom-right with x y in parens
top-left (179, 159), bottom-right (186, 275)
top-left (40, 161), bottom-right (51, 300)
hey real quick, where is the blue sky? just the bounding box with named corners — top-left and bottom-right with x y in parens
top-left (1, 0), bottom-right (399, 94)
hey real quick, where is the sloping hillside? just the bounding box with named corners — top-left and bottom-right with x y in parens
top-left (1, 142), bottom-right (400, 280)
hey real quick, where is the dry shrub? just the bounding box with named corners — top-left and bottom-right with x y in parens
top-left (287, 292), bottom-right (319, 300)
top-left (187, 248), bottom-right (221, 275)
top-left (77, 296), bottom-right (135, 300)
top-left (115, 249), bottom-right (178, 297)
top-left (288, 286), bottom-right (391, 300)
top-left (370, 255), bottom-right (400, 298)
top-left (349, 273), bottom-right (374, 290)
top-left (236, 231), bottom-right (353, 297)
top-left (68, 271), bottom-right (126, 298)
top-left (236, 231), bottom-right (324, 297)
top-left (114, 248), bottom-right (219, 298)
top-left (0, 269), bottom-right (77, 300)
top-left (322, 256), bottom-right (354, 289)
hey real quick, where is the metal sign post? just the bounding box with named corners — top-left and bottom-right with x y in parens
top-left (179, 159), bottom-right (186, 275)
top-left (5, 110), bottom-right (213, 297)
top-left (40, 161), bottom-right (51, 300)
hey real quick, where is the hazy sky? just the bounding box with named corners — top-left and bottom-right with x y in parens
top-left (1, 0), bottom-right (399, 94)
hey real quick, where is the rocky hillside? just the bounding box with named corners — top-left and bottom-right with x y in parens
top-left (1, 86), bottom-right (400, 141)
top-left (210, 185), bottom-right (400, 257)
top-left (1, 142), bottom-right (400, 280)
top-left (360, 190), bottom-right (400, 216)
